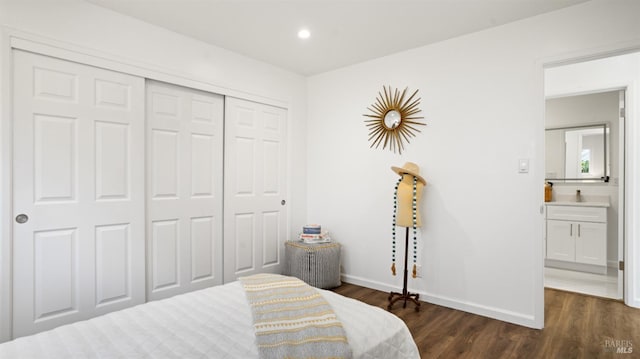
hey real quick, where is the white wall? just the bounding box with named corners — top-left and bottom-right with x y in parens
top-left (0, 0), bottom-right (308, 342)
top-left (307, 0), bottom-right (640, 328)
top-left (545, 52), bottom-right (640, 307)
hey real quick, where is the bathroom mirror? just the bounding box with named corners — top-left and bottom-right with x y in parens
top-left (363, 86), bottom-right (425, 155)
top-left (545, 124), bottom-right (609, 182)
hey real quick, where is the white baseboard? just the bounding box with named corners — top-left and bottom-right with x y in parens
top-left (341, 273), bottom-right (540, 329)
top-left (340, 274), bottom-right (400, 293)
top-left (545, 259), bottom-right (607, 274)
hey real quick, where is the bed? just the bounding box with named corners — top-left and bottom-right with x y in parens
top-left (0, 276), bottom-right (419, 358)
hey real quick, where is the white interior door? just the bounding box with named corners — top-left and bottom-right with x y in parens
top-left (146, 81), bottom-right (224, 300)
top-left (12, 50), bottom-right (145, 338)
top-left (224, 97), bottom-right (287, 282)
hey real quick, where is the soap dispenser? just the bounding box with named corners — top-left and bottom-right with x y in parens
top-left (544, 182), bottom-right (553, 202)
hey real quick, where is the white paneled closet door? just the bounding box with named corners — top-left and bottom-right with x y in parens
top-left (146, 81), bottom-right (224, 301)
top-left (224, 97), bottom-right (287, 282)
top-left (12, 50), bottom-right (145, 338)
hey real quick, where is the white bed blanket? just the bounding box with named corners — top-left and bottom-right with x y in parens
top-left (0, 281), bottom-right (419, 358)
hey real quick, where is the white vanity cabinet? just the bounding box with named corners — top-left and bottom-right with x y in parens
top-left (545, 203), bottom-right (608, 273)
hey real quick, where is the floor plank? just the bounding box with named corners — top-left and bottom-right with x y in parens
top-left (332, 283), bottom-right (640, 358)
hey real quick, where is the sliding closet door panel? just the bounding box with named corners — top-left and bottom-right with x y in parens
top-left (12, 50), bottom-right (145, 338)
top-left (146, 81), bottom-right (223, 301)
top-left (224, 97), bottom-right (287, 282)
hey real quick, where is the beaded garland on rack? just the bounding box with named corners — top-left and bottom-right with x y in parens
top-left (391, 174), bottom-right (419, 278)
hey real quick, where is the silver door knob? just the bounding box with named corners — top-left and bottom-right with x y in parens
top-left (15, 214), bottom-right (29, 224)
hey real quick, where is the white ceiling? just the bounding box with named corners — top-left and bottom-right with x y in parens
top-left (87, 0), bottom-right (589, 76)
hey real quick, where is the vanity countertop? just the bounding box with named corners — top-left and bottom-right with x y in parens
top-left (545, 201), bottom-right (610, 208)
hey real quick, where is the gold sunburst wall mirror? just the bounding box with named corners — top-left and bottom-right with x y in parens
top-left (363, 86), bottom-right (425, 154)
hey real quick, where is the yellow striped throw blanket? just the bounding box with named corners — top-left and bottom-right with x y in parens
top-left (240, 273), bottom-right (352, 359)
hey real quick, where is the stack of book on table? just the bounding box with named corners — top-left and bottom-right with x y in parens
top-left (299, 224), bottom-right (331, 243)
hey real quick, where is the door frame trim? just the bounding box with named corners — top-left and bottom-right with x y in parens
top-left (538, 45), bottom-right (640, 321)
top-left (0, 28), bottom-right (13, 344)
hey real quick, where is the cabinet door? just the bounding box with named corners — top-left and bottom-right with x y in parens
top-left (546, 220), bottom-right (575, 261)
top-left (575, 222), bottom-right (607, 266)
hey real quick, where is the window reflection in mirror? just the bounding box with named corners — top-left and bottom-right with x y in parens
top-left (545, 124), bottom-right (609, 182)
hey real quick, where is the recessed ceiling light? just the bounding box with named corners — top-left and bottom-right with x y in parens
top-left (298, 29), bottom-right (310, 39)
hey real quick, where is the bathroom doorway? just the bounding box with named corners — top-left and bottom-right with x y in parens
top-left (543, 52), bottom-right (639, 301)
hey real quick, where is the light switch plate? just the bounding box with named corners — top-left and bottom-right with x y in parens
top-left (518, 159), bottom-right (529, 173)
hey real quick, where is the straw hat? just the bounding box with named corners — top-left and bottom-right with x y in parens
top-left (391, 162), bottom-right (426, 185)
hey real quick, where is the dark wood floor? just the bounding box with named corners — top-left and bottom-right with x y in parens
top-left (332, 283), bottom-right (640, 359)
